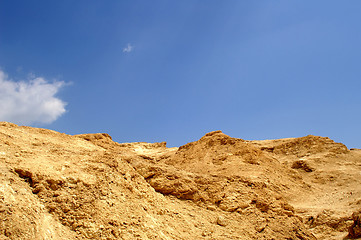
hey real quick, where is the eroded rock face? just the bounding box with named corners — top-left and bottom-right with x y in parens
top-left (1, 123), bottom-right (360, 240)
top-left (0, 163), bottom-right (77, 240)
top-left (348, 210), bottom-right (361, 238)
top-left (264, 135), bottom-right (349, 157)
top-left (128, 131), bottom-right (317, 239)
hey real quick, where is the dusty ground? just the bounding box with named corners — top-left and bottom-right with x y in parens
top-left (0, 122), bottom-right (360, 239)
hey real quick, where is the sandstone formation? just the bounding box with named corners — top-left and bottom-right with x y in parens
top-left (1, 122), bottom-right (360, 239)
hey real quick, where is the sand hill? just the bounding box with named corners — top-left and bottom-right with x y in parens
top-left (0, 122), bottom-right (360, 239)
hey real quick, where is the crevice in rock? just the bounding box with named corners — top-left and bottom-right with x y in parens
top-left (14, 168), bottom-right (36, 188)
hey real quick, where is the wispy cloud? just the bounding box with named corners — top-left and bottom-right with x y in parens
top-left (0, 70), bottom-right (67, 125)
top-left (123, 43), bottom-right (134, 53)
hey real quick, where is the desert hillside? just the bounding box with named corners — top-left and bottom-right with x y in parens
top-left (0, 122), bottom-right (360, 239)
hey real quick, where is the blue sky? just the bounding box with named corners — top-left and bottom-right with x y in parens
top-left (1, 1), bottom-right (361, 148)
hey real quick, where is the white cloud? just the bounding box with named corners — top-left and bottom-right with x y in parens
top-left (0, 70), bottom-right (67, 125)
top-left (123, 43), bottom-right (134, 53)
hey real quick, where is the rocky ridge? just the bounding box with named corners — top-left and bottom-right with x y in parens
top-left (1, 122), bottom-right (360, 239)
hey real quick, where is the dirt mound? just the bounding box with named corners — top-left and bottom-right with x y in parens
top-left (171, 130), bottom-right (268, 167)
top-left (1, 123), bottom-right (360, 239)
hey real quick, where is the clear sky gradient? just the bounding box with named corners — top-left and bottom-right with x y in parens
top-left (1, 1), bottom-right (360, 148)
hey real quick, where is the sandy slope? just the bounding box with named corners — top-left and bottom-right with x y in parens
top-left (0, 122), bottom-right (360, 239)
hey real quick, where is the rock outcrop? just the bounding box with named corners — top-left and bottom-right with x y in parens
top-left (1, 123), bottom-right (360, 239)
